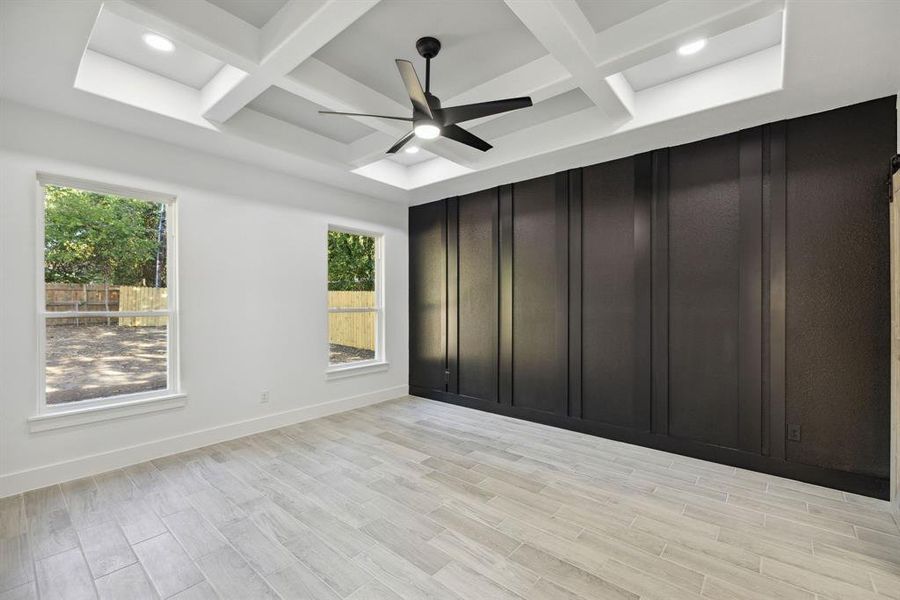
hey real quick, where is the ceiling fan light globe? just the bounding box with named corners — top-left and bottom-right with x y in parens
top-left (414, 123), bottom-right (441, 139)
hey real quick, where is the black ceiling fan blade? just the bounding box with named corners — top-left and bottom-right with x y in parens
top-left (319, 111), bottom-right (412, 122)
top-left (437, 96), bottom-right (533, 125)
top-left (441, 124), bottom-right (492, 152)
top-left (395, 59), bottom-right (433, 118)
top-left (386, 131), bottom-right (415, 154)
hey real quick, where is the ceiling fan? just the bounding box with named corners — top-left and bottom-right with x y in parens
top-left (318, 37), bottom-right (533, 154)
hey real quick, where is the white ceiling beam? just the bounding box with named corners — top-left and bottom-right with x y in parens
top-left (259, 0), bottom-right (324, 59)
top-left (505, 0), bottom-right (634, 123)
top-left (200, 65), bottom-right (249, 114)
top-left (202, 0), bottom-right (380, 123)
top-left (605, 72), bottom-right (635, 117)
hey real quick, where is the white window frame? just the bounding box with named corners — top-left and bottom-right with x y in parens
top-left (33, 173), bottom-right (182, 424)
top-left (326, 225), bottom-right (388, 379)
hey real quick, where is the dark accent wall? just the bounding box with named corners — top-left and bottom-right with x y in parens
top-left (579, 157), bottom-right (651, 429)
top-left (667, 132), bottom-right (744, 449)
top-left (511, 174), bottom-right (568, 416)
top-left (408, 200), bottom-right (446, 393)
top-left (409, 96), bottom-right (896, 498)
top-left (784, 98), bottom-right (893, 477)
top-left (456, 189), bottom-right (499, 404)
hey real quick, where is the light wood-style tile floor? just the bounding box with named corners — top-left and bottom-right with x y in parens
top-left (2, 396), bottom-right (899, 600)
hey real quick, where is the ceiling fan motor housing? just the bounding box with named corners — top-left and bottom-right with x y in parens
top-left (416, 36), bottom-right (441, 59)
top-left (424, 93), bottom-right (441, 114)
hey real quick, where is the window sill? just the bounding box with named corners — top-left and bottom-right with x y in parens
top-left (28, 393), bottom-right (187, 432)
top-left (326, 361), bottom-right (390, 380)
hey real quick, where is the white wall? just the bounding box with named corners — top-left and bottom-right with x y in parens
top-left (0, 101), bottom-right (409, 497)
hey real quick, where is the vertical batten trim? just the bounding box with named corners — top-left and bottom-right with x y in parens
top-left (499, 184), bottom-right (514, 407)
top-left (738, 128), bottom-right (764, 453)
top-left (438, 200), bottom-right (448, 391)
top-left (556, 171), bottom-right (571, 417)
top-left (761, 125), bottom-right (773, 456)
top-left (651, 148), bottom-right (670, 434)
top-left (768, 121), bottom-right (788, 460)
top-left (492, 188), bottom-right (501, 404)
top-left (446, 197), bottom-right (460, 394)
top-left (634, 153), bottom-right (654, 430)
top-left (568, 169), bottom-right (583, 419)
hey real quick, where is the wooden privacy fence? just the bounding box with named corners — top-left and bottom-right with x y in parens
top-left (119, 286), bottom-right (167, 326)
top-left (45, 283), bottom-right (118, 326)
top-left (45, 283), bottom-right (166, 327)
top-left (46, 285), bottom-right (372, 345)
top-left (329, 291), bottom-right (376, 350)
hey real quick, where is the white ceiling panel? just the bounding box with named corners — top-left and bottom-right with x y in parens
top-left (246, 86), bottom-right (376, 144)
top-left (472, 88), bottom-right (594, 141)
top-left (312, 0), bottom-right (549, 106)
top-left (206, 0), bottom-right (288, 28)
top-left (577, 0), bottom-right (668, 34)
top-left (623, 11), bottom-right (784, 92)
top-left (87, 9), bottom-right (224, 90)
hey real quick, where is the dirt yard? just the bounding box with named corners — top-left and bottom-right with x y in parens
top-left (330, 343), bottom-right (375, 364)
top-left (46, 324), bottom-right (374, 403)
top-left (45, 324), bottom-right (168, 404)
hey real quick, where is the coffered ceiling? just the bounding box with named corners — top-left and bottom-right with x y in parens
top-left (1, 0), bottom-right (898, 204)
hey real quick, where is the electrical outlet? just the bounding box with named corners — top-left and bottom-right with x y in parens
top-left (260, 390), bottom-right (270, 404)
top-left (786, 423), bottom-right (801, 442)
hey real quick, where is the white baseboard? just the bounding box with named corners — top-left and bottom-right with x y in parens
top-left (0, 385), bottom-right (407, 498)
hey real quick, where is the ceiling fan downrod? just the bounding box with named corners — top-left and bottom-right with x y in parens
top-left (416, 37), bottom-right (441, 94)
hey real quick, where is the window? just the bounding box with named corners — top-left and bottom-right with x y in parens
top-left (37, 175), bottom-right (178, 409)
top-left (327, 228), bottom-right (383, 370)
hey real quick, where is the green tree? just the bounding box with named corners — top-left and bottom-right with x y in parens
top-left (328, 231), bottom-right (374, 291)
top-left (44, 185), bottom-right (166, 286)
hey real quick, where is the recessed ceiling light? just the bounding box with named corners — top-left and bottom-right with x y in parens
top-left (142, 33), bottom-right (175, 53)
top-left (677, 39), bottom-right (706, 56)
top-left (405, 146), bottom-right (420, 154)
top-left (413, 123), bottom-right (441, 140)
